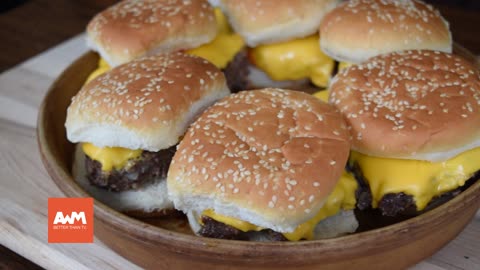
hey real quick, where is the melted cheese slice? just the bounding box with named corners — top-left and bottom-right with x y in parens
top-left (311, 63), bottom-right (354, 102)
top-left (250, 35), bottom-right (334, 88)
top-left (338, 61), bottom-right (353, 71)
top-left (202, 209), bottom-right (264, 232)
top-left (85, 58), bottom-right (110, 83)
top-left (313, 90), bottom-right (330, 103)
top-left (82, 143), bottom-right (142, 171)
top-left (187, 8), bottom-right (245, 69)
top-left (283, 172), bottom-right (357, 241)
top-left (202, 172), bottom-right (357, 241)
top-left (350, 148), bottom-right (480, 210)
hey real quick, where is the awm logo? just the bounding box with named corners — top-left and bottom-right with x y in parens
top-left (48, 198), bottom-right (94, 243)
top-left (53, 211), bottom-right (87, 225)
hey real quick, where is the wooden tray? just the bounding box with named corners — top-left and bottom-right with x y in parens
top-left (37, 46), bottom-right (480, 270)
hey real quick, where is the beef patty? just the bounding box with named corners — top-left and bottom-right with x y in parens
top-left (85, 145), bottom-right (176, 192)
top-left (197, 172), bottom-right (370, 241)
top-left (199, 216), bottom-right (287, 241)
top-left (223, 50), bottom-right (250, 93)
top-left (350, 162), bottom-right (480, 216)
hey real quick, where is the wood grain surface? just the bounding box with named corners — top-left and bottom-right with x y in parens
top-left (0, 1), bottom-right (479, 73)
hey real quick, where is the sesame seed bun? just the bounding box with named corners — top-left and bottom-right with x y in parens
top-left (87, 0), bottom-right (217, 67)
top-left (220, 0), bottom-right (340, 46)
top-left (66, 52), bottom-right (230, 151)
top-left (168, 88), bottom-right (351, 233)
top-left (329, 50), bottom-right (480, 161)
top-left (320, 0), bottom-right (452, 63)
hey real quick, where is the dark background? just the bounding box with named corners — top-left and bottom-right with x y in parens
top-left (0, 0), bottom-right (479, 269)
top-left (0, 0), bottom-right (479, 73)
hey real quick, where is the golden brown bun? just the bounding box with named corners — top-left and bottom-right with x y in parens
top-left (168, 88), bottom-right (351, 233)
top-left (320, 0), bottom-right (452, 63)
top-left (66, 52), bottom-right (229, 151)
top-left (220, 0), bottom-right (340, 46)
top-left (329, 50), bottom-right (480, 161)
top-left (87, 0), bottom-right (217, 66)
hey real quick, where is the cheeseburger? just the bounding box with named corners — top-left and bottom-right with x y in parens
top-left (218, 0), bottom-right (340, 89)
top-left (67, 52), bottom-right (230, 215)
top-left (329, 50), bottom-right (480, 216)
top-left (86, 0), bottom-right (245, 89)
top-left (320, 0), bottom-right (452, 69)
top-left (168, 89), bottom-right (360, 241)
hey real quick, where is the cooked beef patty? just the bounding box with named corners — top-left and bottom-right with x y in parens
top-left (199, 216), bottom-right (287, 241)
top-left (223, 50), bottom-right (250, 93)
top-left (85, 145), bottom-right (176, 192)
top-left (197, 169), bottom-right (373, 241)
top-left (350, 162), bottom-right (480, 216)
top-left (377, 193), bottom-right (416, 216)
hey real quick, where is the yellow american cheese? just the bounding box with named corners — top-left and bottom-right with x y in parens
top-left (250, 35), bottom-right (334, 88)
top-left (85, 58), bottom-right (110, 84)
top-left (350, 148), bottom-right (480, 210)
top-left (313, 90), bottom-right (330, 103)
top-left (283, 172), bottom-right (357, 241)
top-left (338, 61), bottom-right (353, 70)
top-left (82, 143), bottom-right (142, 171)
top-left (187, 8), bottom-right (245, 69)
top-left (202, 172), bottom-right (357, 241)
top-left (201, 209), bottom-right (264, 232)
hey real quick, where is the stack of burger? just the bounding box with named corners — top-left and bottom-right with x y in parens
top-left (319, 0), bottom-right (480, 219)
top-left (168, 89), bottom-right (358, 241)
top-left (214, 0), bottom-right (341, 91)
top-left (84, 0), bottom-right (246, 91)
top-left (64, 0), bottom-right (480, 241)
top-left (329, 50), bottom-right (480, 218)
top-left (67, 52), bottom-right (230, 216)
top-left (315, 0), bottom-right (453, 101)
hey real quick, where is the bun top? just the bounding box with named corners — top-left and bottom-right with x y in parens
top-left (87, 0), bottom-right (217, 67)
top-left (329, 50), bottom-right (480, 161)
top-left (320, 0), bottom-right (452, 63)
top-left (66, 52), bottom-right (229, 151)
top-left (220, 0), bottom-right (340, 46)
top-left (168, 88), bottom-right (351, 232)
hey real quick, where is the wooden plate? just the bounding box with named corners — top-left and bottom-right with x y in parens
top-left (37, 46), bottom-right (480, 270)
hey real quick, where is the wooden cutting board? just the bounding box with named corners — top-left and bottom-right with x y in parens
top-left (0, 34), bottom-right (478, 270)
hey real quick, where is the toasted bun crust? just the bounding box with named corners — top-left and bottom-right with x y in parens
top-left (320, 0), bottom-right (452, 63)
top-left (87, 0), bottom-right (217, 67)
top-left (329, 50), bottom-right (480, 161)
top-left (168, 89), bottom-right (351, 233)
top-left (220, 0), bottom-right (340, 46)
top-left (66, 52), bottom-right (229, 151)
top-left (73, 145), bottom-right (173, 215)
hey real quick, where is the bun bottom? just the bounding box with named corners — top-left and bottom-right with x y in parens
top-left (73, 145), bottom-right (174, 216)
top-left (186, 210), bottom-right (358, 241)
top-left (247, 65), bottom-right (318, 93)
top-left (313, 210), bottom-right (358, 239)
